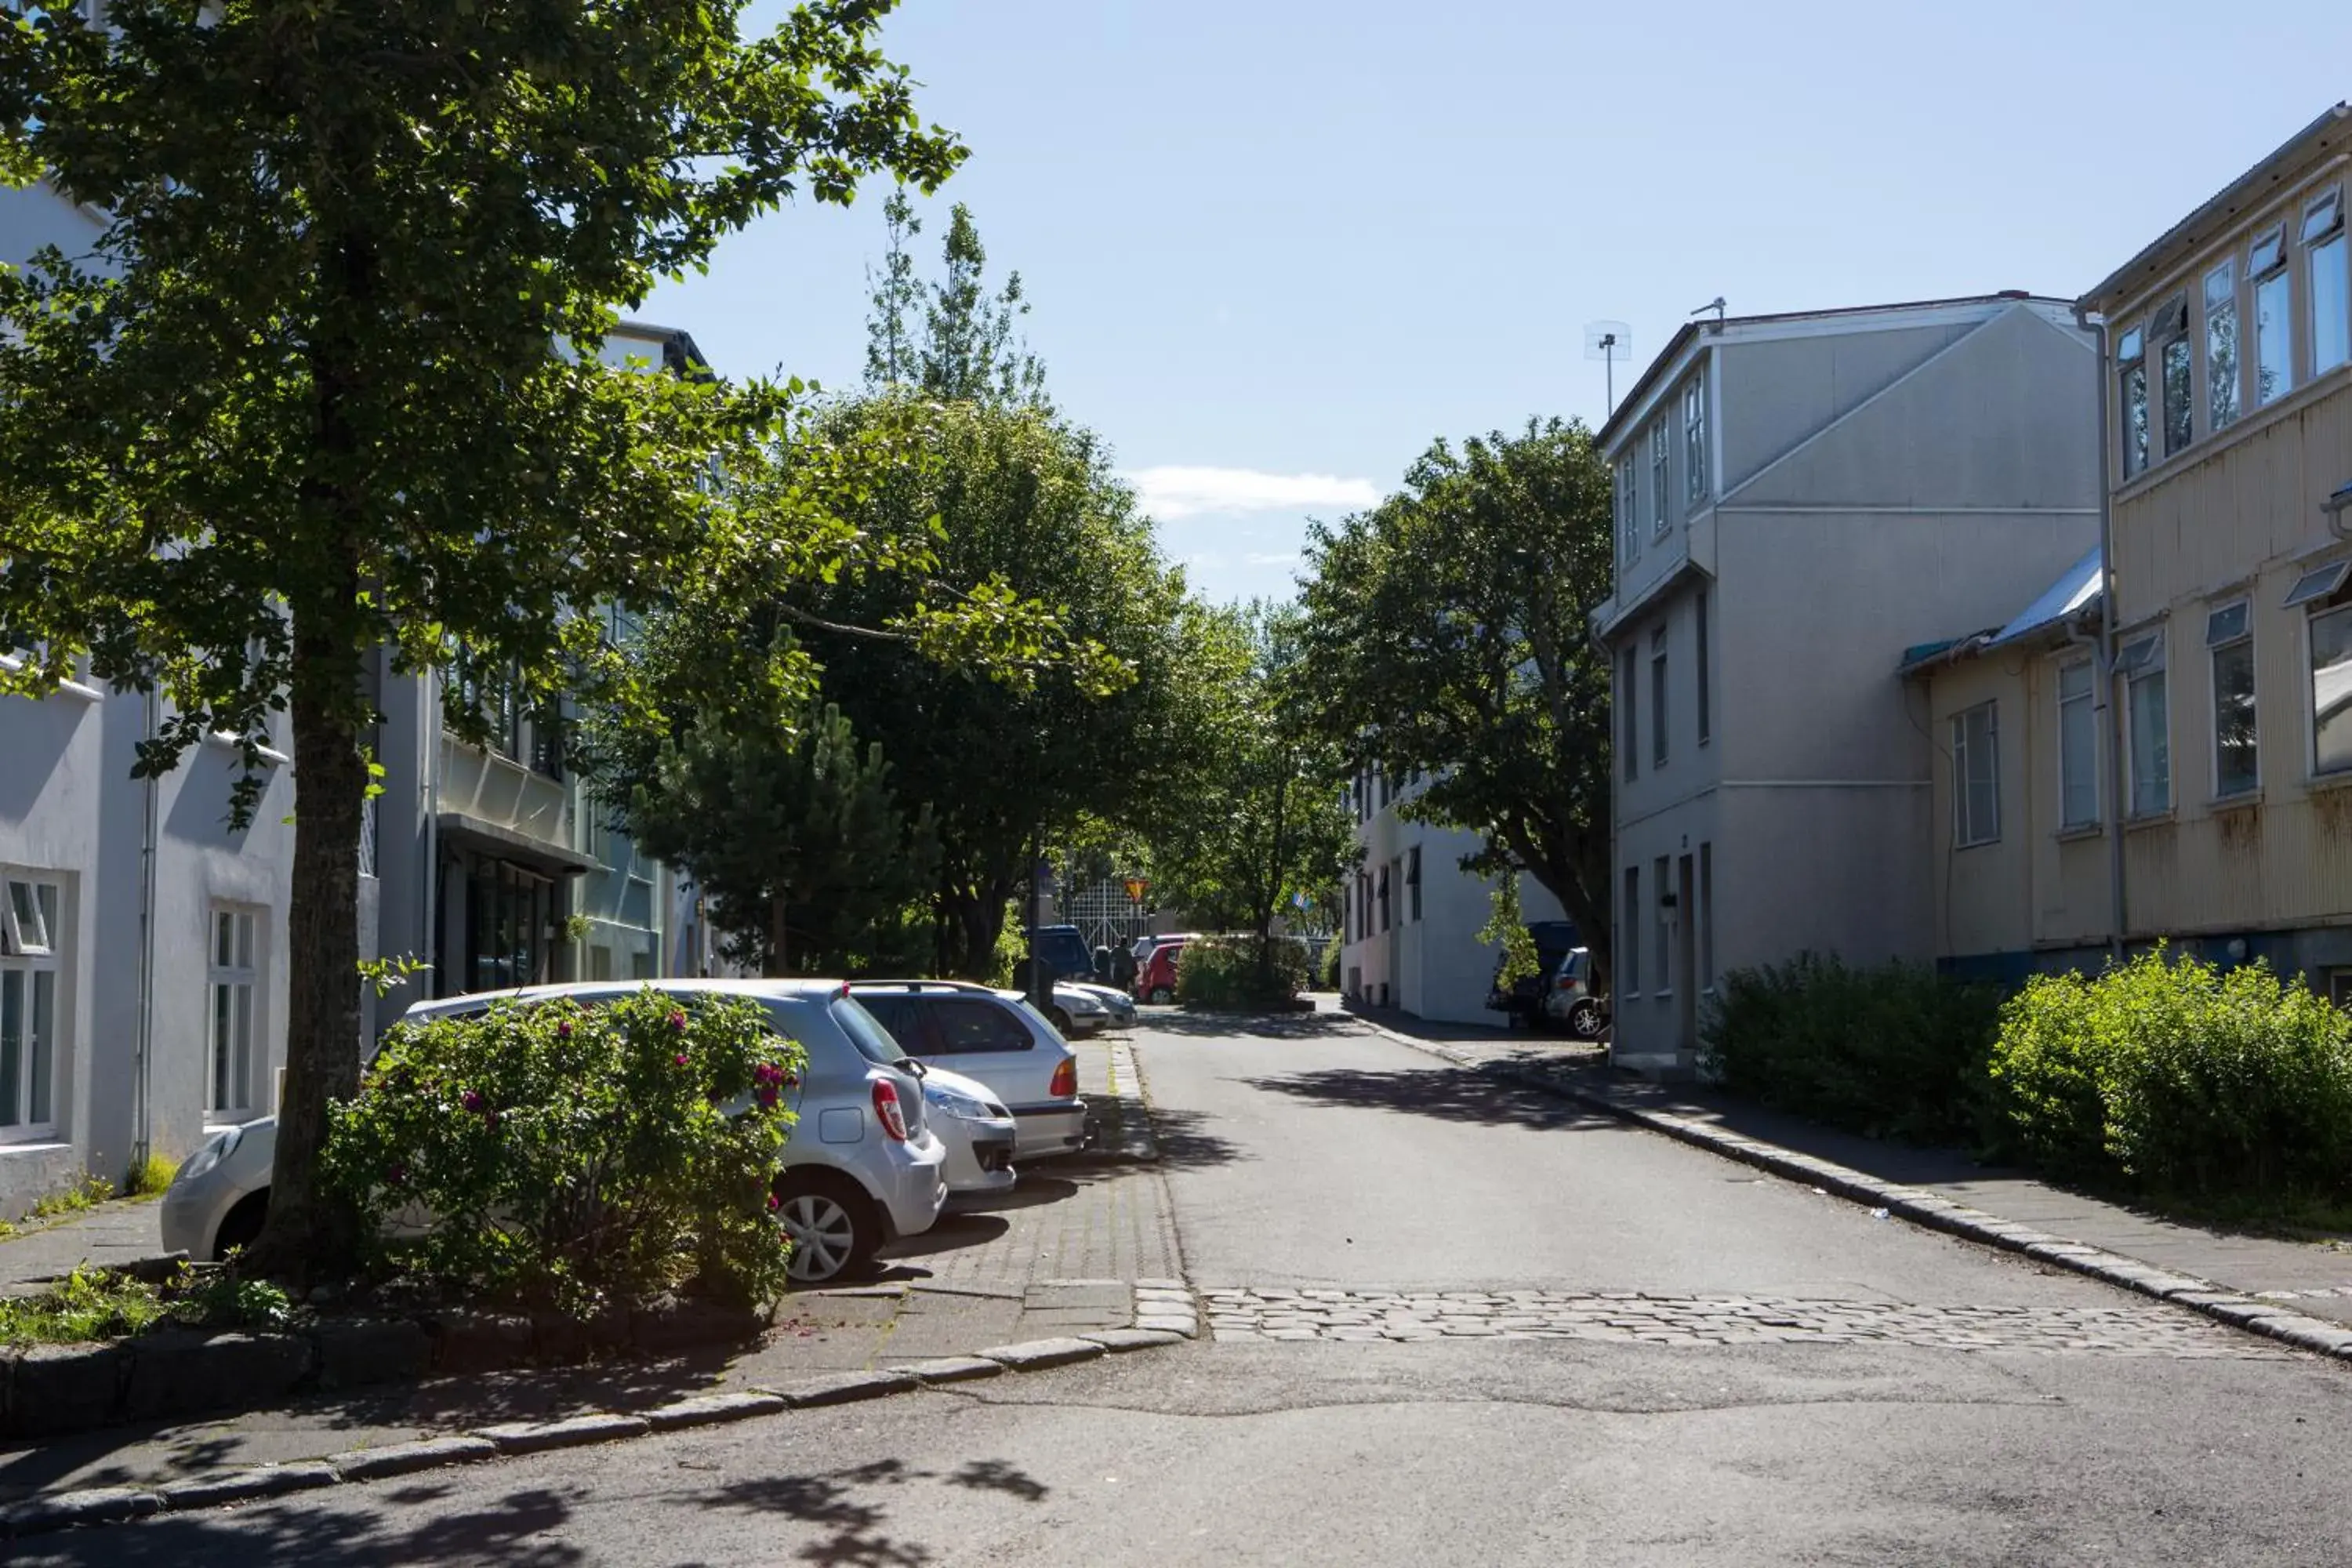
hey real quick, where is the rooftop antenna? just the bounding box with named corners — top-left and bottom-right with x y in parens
top-left (1584, 321), bottom-right (1632, 416)
top-left (1691, 296), bottom-right (1727, 330)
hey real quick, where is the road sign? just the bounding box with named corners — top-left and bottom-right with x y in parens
top-left (1123, 877), bottom-right (1149, 902)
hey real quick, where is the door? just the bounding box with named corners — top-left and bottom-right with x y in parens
top-left (1676, 855), bottom-right (1698, 1054)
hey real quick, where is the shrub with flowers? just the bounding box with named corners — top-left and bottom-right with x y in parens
top-left (321, 989), bottom-right (807, 1315)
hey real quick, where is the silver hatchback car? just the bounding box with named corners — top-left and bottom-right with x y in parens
top-left (160, 979), bottom-right (953, 1286)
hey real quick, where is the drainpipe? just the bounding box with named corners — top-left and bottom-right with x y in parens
top-left (132, 685), bottom-right (162, 1169)
top-left (2076, 303), bottom-right (2127, 964)
top-left (421, 669), bottom-right (441, 1000)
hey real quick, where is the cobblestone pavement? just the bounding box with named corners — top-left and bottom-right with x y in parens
top-left (1200, 1287), bottom-right (2299, 1358)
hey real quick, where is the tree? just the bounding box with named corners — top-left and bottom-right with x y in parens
top-left (1145, 600), bottom-right (1352, 979)
top-left (863, 193), bottom-right (1047, 407)
top-left (0, 0), bottom-right (961, 1273)
top-left (1294, 418), bottom-right (1617, 984)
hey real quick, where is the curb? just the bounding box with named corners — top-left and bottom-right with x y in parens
top-left (0, 1328), bottom-right (1195, 1542)
top-left (1354, 1017), bottom-right (2352, 1371)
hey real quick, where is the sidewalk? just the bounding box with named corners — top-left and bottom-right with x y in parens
top-left (0, 1199), bottom-right (167, 1295)
top-left (0, 1033), bottom-right (1196, 1522)
top-left (1346, 1004), bottom-right (2352, 1339)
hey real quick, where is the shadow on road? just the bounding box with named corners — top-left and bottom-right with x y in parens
top-left (1138, 1010), bottom-right (1362, 1040)
top-left (1240, 1064), bottom-right (1621, 1133)
top-left (1142, 1104), bottom-right (1247, 1170)
top-left (688, 1454), bottom-right (1050, 1567)
top-left (6, 1482), bottom-right (590, 1566)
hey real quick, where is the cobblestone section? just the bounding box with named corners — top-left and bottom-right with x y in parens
top-left (1200, 1287), bottom-right (2297, 1358)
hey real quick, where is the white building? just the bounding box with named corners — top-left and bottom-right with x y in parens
top-left (1339, 765), bottom-right (1566, 1025)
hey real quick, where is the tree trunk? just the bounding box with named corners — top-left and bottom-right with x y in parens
top-left (249, 626), bottom-right (368, 1280)
top-left (765, 891), bottom-right (788, 978)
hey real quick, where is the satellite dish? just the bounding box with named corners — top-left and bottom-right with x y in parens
top-left (1584, 321), bottom-right (1632, 416)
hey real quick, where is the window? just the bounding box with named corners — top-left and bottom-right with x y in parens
top-left (2205, 260), bottom-right (2241, 431)
top-left (1653, 855), bottom-right (1672, 993)
top-left (1951, 702), bottom-right (2000, 848)
top-left (1615, 459), bottom-right (1637, 564)
top-left (1375, 866), bottom-right (1390, 933)
top-left (1650, 626), bottom-right (1668, 769)
top-left (2156, 297), bottom-right (2193, 459)
top-left (2285, 559), bottom-right (2350, 609)
top-left (2, 876), bottom-right (61, 1140)
top-left (1697, 842), bottom-right (1714, 991)
top-left (1621, 866), bottom-right (1640, 994)
top-left (1406, 847), bottom-right (1421, 922)
top-left (1682, 373), bottom-right (1708, 503)
top-left (2121, 630), bottom-right (2171, 815)
top-left (207, 907), bottom-right (257, 1116)
top-left (2118, 325), bottom-right (2149, 477)
top-left (1649, 419), bottom-right (1671, 535)
top-left (1620, 648), bottom-right (1639, 782)
top-left (2332, 969), bottom-right (2352, 1011)
top-left (1694, 590), bottom-right (1711, 745)
top-left (2252, 225), bottom-right (2292, 405)
top-left (922, 997), bottom-right (1034, 1055)
top-left (2309, 188), bottom-right (2348, 377)
top-left (2313, 597), bottom-right (2352, 778)
top-left (2208, 601), bottom-right (2257, 797)
top-left (2057, 659), bottom-right (2099, 829)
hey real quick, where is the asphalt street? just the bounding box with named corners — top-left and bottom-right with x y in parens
top-left (22, 1018), bottom-right (2352, 1566)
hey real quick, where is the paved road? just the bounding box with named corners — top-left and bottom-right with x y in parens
top-left (25, 1018), bottom-right (2352, 1565)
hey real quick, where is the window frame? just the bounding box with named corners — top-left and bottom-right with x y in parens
top-left (2118, 324), bottom-right (2149, 477)
top-left (1406, 846), bottom-right (1421, 923)
top-left (2154, 295), bottom-right (2193, 459)
top-left (2122, 630), bottom-right (2172, 817)
top-left (2309, 595), bottom-right (2352, 780)
top-left (2205, 257), bottom-right (2241, 432)
top-left (1652, 855), bottom-right (1672, 996)
top-left (1620, 646), bottom-right (1639, 782)
top-left (1682, 372), bottom-right (1708, 505)
top-left (1649, 419), bottom-right (1671, 538)
top-left (2307, 185), bottom-right (2349, 378)
top-left (205, 905), bottom-right (260, 1120)
top-left (1650, 626), bottom-right (1668, 769)
top-left (1951, 700), bottom-right (2001, 849)
top-left (1694, 589), bottom-right (1711, 746)
top-left (0, 873), bottom-right (64, 1143)
top-left (1621, 865), bottom-right (1641, 996)
top-left (2207, 599), bottom-right (2258, 799)
top-left (1697, 842), bottom-right (1714, 993)
top-left (2251, 223), bottom-right (2293, 407)
top-left (2056, 658), bottom-right (2100, 830)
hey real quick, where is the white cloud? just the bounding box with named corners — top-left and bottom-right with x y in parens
top-left (1246, 551), bottom-right (1300, 568)
top-left (1127, 465), bottom-right (1380, 521)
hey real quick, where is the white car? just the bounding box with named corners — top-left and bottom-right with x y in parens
top-left (849, 982), bottom-right (1089, 1160)
top-left (1049, 982), bottom-right (1112, 1036)
top-left (922, 1064), bottom-right (1018, 1195)
top-left (1060, 981), bottom-right (1137, 1029)
top-left (160, 979), bottom-right (955, 1286)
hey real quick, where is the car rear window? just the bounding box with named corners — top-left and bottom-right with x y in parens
top-left (924, 997), bottom-right (1035, 1054)
top-left (1017, 998), bottom-right (1071, 1049)
top-left (829, 997), bottom-right (908, 1066)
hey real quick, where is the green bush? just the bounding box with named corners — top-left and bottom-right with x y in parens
top-left (1991, 950), bottom-right (2352, 1197)
top-left (1177, 935), bottom-right (1310, 1011)
top-left (1319, 931), bottom-right (1341, 990)
top-left (1701, 953), bottom-right (2005, 1146)
top-left (323, 989), bottom-right (805, 1315)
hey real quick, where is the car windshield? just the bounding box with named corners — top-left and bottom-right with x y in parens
top-left (829, 996), bottom-right (909, 1066)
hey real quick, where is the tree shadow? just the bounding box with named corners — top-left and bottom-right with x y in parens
top-left (7, 1482), bottom-right (590, 1566)
top-left (1240, 1064), bottom-right (1621, 1134)
top-left (1137, 1011), bottom-right (1363, 1040)
top-left (686, 1454), bottom-right (1050, 1567)
top-left (1133, 1105), bottom-right (1245, 1171)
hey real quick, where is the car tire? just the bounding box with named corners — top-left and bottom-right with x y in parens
top-left (1567, 998), bottom-right (1606, 1040)
top-left (773, 1171), bottom-right (882, 1287)
top-left (212, 1189), bottom-right (269, 1262)
top-left (1050, 1006), bottom-right (1073, 1033)
top-left (1149, 985), bottom-right (1173, 1004)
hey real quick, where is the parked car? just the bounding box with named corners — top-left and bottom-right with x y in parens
top-left (1136, 935), bottom-right (1192, 1003)
top-left (920, 1064), bottom-right (1019, 1196)
top-left (1484, 919), bottom-right (1582, 1029)
top-left (849, 982), bottom-right (1089, 1160)
top-left (1051, 982), bottom-right (1113, 1035)
top-left (159, 979), bottom-right (954, 1287)
top-left (1026, 924), bottom-right (1098, 981)
top-left (1538, 948), bottom-right (1610, 1040)
top-left (1063, 980), bottom-right (1137, 1028)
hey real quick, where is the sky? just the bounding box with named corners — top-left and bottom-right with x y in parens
top-left (648, 1), bottom-right (2352, 605)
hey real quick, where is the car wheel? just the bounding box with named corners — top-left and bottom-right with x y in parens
top-left (1567, 998), bottom-right (1606, 1040)
top-left (773, 1171), bottom-right (881, 1286)
top-left (212, 1189), bottom-right (269, 1262)
top-left (1149, 985), bottom-right (1174, 1004)
top-left (1050, 1006), bottom-right (1073, 1033)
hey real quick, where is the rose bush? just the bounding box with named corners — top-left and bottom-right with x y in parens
top-left (321, 989), bottom-right (806, 1314)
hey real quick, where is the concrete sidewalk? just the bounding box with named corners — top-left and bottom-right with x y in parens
top-left (1348, 1006), bottom-right (2352, 1329)
top-left (0, 1200), bottom-right (167, 1295)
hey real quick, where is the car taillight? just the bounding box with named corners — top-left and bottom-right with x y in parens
top-left (1555, 976), bottom-right (1573, 990)
top-left (872, 1079), bottom-right (909, 1142)
top-left (1049, 1056), bottom-right (1076, 1099)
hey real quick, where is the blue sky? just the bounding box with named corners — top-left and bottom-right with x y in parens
top-left (650, 2), bottom-right (2352, 604)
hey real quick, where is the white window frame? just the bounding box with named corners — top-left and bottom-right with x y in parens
top-left (2205, 257), bottom-right (2241, 432)
top-left (2310, 594), bottom-right (2352, 781)
top-left (1951, 701), bottom-right (2000, 848)
top-left (1682, 373), bottom-right (1708, 505)
top-left (2307, 185), bottom-right (2349, 378)
top-left (2252, 223), bottom-right (2293, 406)
top-left (206, 906), bottom-right (260, 1120)
top-left (2154, 295), bottom-right (2193, 460)
top-left (1615, 459), bottom-right (1638, 564)
top-left (2122, 629), bottom-right (2172, 816)
top-left (2, 874), bottom-right (64, 1143)
top-left (1649, 419), bottom-right (1671, 538)
top-left (2056, 658), bottom-right (2100, 830)
top-left (2118, 324), bottom-right (2149, 477)
top-left (2207, 600), bottom-right (2258, 799)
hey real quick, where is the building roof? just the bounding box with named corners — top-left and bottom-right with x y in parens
top-left (1595, 292), bottom-right (2064, 454)
top-left (2078, 103), bottom-right (2350, 314)
top-left (1897, 546), bottom-right (2103, 677)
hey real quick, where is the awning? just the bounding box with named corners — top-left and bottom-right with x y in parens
top-left (436, 811), bottom-right (595, 877)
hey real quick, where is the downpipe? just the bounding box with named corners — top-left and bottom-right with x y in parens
top-left (132, 684), bottom-right (162, 1171)
top-left (2074, 303), bottom-right (2128, 964)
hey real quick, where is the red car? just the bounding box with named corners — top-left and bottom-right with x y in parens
top-left (1135, 936), bottom-right (1192, 1004)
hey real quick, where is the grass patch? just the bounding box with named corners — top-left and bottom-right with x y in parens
top-left (0, 1264), bottom-right (296, 1348)
top-left (0, 1174), bottom-right (120, 1241)
top-left (125, 1152), bottom-right (178, 1200)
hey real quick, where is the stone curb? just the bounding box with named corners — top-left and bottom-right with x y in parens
top-left (0, 1308), bottom-right (1201, 1542)
top-left (1354, 1017), bottom-right (2352, 1371)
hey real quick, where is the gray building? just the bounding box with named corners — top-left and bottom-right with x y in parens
top-left (1592, 294), bottom-right (2102, 1077)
